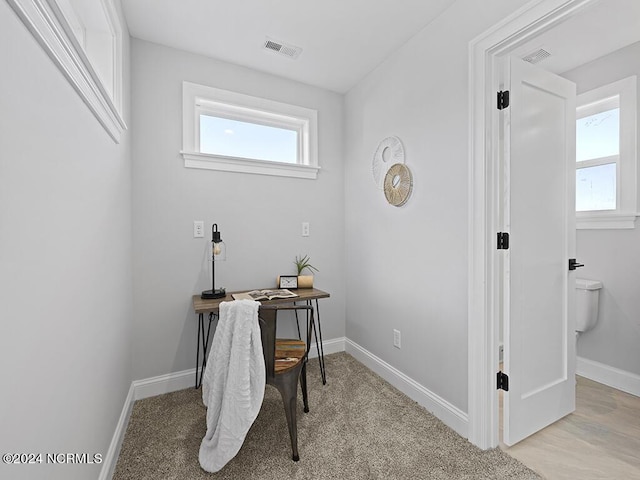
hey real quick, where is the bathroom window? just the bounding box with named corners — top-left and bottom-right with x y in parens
top-left (575, 76), bottom-right (637, 229)
top-left (181, 82), bottom-right (319, 179)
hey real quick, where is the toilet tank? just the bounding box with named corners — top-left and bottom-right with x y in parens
top-left (576, 278), bottom-right (602, 333)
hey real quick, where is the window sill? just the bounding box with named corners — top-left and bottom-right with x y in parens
top-left (181, 152), bottom-right (320, 179)
top-left (577, 212), bottom-right (638, 230)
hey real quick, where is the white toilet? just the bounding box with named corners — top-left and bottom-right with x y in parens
top-left (575, 278), bottom-right (603, 334)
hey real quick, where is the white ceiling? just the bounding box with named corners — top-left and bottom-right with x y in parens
top-left (120, 0), bottom-right (458, 93)
top-left (121, 0), bottom-right (640, 94)
top-left (512, 0), bottom-right (640, 74)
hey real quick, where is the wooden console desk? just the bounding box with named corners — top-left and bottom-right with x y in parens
top-left (192, 288), bottom-right (330, 388)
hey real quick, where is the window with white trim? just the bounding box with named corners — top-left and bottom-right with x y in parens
top-left (7, 0), bottom-right (126, 142)
top-left (576, 76), bottom-right (637, 229)
top-left (182, 82), bottom-right (319, 179)
top-left (57, 0), bottom-right (121, 106)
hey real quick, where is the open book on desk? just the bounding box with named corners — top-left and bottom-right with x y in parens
top-left (232, 289), bottom-right (298, 301)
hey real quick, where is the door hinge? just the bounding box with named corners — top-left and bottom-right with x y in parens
top-left (497, 232), bottom-right (510, 250)
top-left (497, 371), bottom-right (509, 391)
top-left (497, 90), bottom-right (510, 110)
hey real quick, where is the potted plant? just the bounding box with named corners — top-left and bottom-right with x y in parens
top-left (295, 254), bottom-right (318, 289)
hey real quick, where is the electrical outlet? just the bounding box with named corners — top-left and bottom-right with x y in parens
top-left (193, 221), bottom-right (204, 238)
top-left (393, 329), bottom-right (401, 349)
top-left (302, 222), bottom-right (310, 237)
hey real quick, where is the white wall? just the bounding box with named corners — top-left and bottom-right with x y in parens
top-left (344, 0), bottom-right (530, 415)
top-left (130, 39), bottom-right (345, 380)
top-left (562, 42), bottom-right (640, 377)
top-left (0, 2), bottom-right (132, 480)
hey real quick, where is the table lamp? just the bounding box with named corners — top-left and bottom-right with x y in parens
top-left (201, 223), bottom-right (226, 299)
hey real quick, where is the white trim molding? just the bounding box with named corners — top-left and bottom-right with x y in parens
top-left (577, 356), bottom-right (640, 398)
top-left (181, 152), bottom-right (320, 179)
top-left (133, 336), bottom-right (347, 401)
top-left (133, 368), bottom-right (196, 401)
top-left (577, 212), bottom-right (638, 230)
top-left (98, 384), bottom-right (135, 480)
top-left (309, 336), bottom-right (345, 359)
top-left (345, 339), bottom-right (469, 438)
top-left (7, 0), bottom-right (127, 143)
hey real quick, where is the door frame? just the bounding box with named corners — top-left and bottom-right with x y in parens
top-left (467, 0), bottom-right (597, 449)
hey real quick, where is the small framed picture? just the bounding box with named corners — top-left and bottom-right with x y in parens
top-left (278, 275), bottom-right (298, 289)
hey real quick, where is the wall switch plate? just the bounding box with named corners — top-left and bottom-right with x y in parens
top-left (393, 329), bottom-right (401, 349)
top-left (302, 222), bottom-right (310, 237)
top-left (194, 221), bottom-right (204, 238)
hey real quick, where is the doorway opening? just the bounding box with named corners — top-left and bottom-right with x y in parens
top-left (468, 0), bottom-right (606, 450)
top-left (470, 0), bottom-right (640, 455)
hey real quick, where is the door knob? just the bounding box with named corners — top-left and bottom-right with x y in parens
top-left (568, 258), bottom-right (584, 271)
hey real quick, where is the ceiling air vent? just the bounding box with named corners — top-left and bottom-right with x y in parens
top-left (522, 48), bottom-right (551, 65)
top-left (263, 37), bottom-right (302, 59)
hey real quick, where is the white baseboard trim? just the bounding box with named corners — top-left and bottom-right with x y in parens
top-left (133, 368), bottom-right (197, 401)
top-left (577, 356), bottom-right (640, 397)
top-left (100, 336), bottom-right (470, 478)
top-left (309, 336), bottom-right (345, 359)
top-left (98, 383), bottom-right (135, 480)
top-left (345, 339), bottom-right (469, 439)
top-left (132, 336), bottom-right (348, 401)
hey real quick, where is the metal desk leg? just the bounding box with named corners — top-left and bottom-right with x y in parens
top-left (313, 299), bottom-right (327, 385)
top-left (305, 299), bottom-right (327, 385)
top-left (292, 300), bottom-right (327, 385)
top-left (195, 313), bottom-right (203, 388)
top-left (195, 312), bottom-right (215, 389)
top-left (294, 308), bottom-right (302, 340)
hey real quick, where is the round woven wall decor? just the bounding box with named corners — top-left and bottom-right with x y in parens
top-left (383, 163), bottom-right (413, 207)
top-left (372, 136), bottom-right (404, 189)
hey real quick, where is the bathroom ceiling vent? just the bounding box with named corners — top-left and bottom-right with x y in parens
top-left (522, 48), bottom-right (551, 65)
top-left (263, 37), bottom-right (303, 59)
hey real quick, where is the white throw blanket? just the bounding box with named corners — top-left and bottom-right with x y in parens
top-left (199, 299), bottom-right (265, 473)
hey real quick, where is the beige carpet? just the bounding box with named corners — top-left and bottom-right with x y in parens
top-left (113, 352), bottom-right (539, 479)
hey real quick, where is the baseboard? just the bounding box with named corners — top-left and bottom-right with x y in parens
top-left (132, 336), bottom-right (347, 401)
top-left (577, 356), bottom-right (640, 397)
top-left (133, 368), bottom-right (197, 400)
top-left (98, 383), bottom-right (135, 480)
top-left (308, 336), bottom-right (345, 359)
top-left (100, 335), bottom-right (468, 478)
top-left (345, 339), bottom-right (469, 439)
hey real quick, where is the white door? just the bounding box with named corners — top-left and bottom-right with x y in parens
top-left (501, 57), bottom-right (577, 446)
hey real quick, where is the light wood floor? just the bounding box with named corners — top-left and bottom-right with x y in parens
top-left (500, 376), bottom-right (640, 479)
